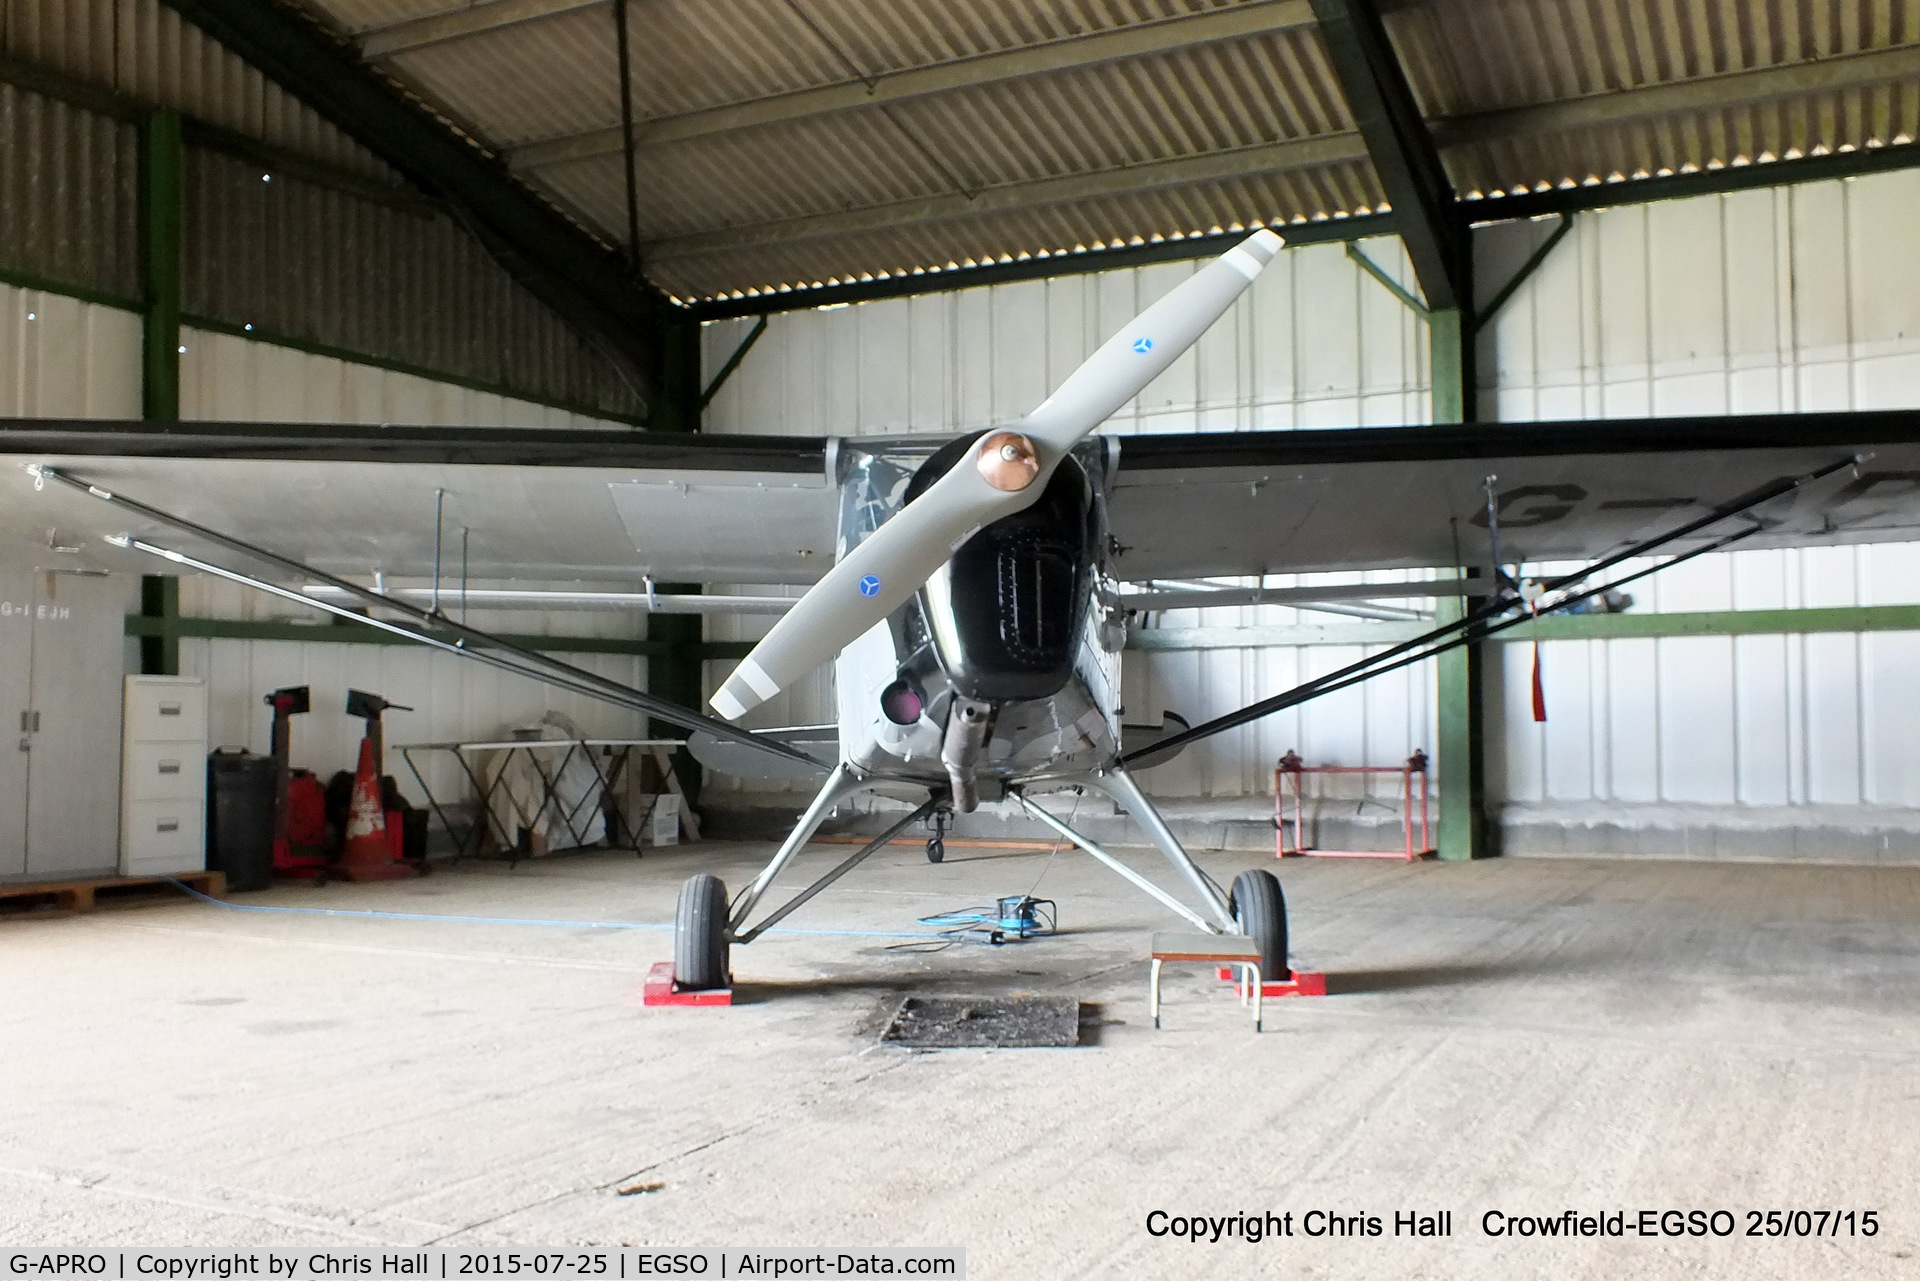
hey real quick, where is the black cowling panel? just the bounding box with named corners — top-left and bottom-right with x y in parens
top-left (899, 434), bottom-right (1096, 703)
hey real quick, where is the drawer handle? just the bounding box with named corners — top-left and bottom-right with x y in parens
top-left (156, 819), bottom-right (180, 833)
top-left (159, 703), bottom-right (182, 716)
top-left (157, 761), bottom-right (181, 774)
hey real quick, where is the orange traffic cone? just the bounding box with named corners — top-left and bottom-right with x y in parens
top-left (338, 736), bottom-right (413, 881)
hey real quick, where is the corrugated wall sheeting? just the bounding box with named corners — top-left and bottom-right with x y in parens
top-left (2, 293), bottom-right (648, 810)
top-left (1480, 173), bottom-right (1920, 420)
top-left (1484, 174), bottom-right (1920, 818)
top-left (1498, 544), bottom-right (1920, 815)
top-left (2, 0), bottom-right (391, 178)
top-left (179, 146), bottom-right (643, 421)
top-left (180, 325), bottom-right (626, 428)
top-left (0, 44), bottom-right (641, 417)
top-left (179, 637), bottom-right (649, 809)
top-left (702, 173), bottom-right (1920, 820)
top-left (701, 235), bottom-right (1430, 436)
top-left (0, 282), bottom-right (141, 415)
top-left (0, 81), bottom-right (138, 301)
top-left (176, 575), bottom-right (651, 807)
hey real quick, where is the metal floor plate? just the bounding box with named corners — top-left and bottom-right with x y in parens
top-left (882, 995), bottom-right (1082, 1048)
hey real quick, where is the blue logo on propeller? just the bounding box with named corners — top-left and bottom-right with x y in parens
top-left (858, 574), bottom-right (882, 597)
top-left (1132, 336), bottom-right (1154, 354)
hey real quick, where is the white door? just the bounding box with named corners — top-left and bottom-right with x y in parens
top-left (23, 572), bottom-right (130, 879)
top-left (0, 565), bottom-right (31, 878)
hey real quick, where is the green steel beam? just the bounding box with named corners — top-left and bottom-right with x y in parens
top-left (0, 264), bottom-right (141, 313)
top-left (683, 214), bottom-right (1399, 321)
top-left (1128, 622), bottom-right (1428, 650)
top-left (1463, 141), bottom-right (1920, 225)
top-left (1524, 603), bottom-right (1920, 641)
top-left (1428, 306), bottom-right (1473, 426)
top-left (1124, 603), bottom-right (1920, 650)
top-left (1309, 0), bottom-right (1466, 311)
top-left (1473, 213), bottom-right (1575, 334)
top-left (139, 110), bottom-right (183, 422)
top-left (699, 314), bottom-right (768, 411)
top-left (640, 316), bottom-right (709, 798)
top-left (1433, 586), bottom-right (1486, 860)
top-left (1345, 242), bottom-right (1427, 315)
top-left (138, 576), bottom-right (181, 676)
top-left (121, 611), bottom-right (759, 660)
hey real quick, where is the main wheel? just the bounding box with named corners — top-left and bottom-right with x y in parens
top-left (673, 874), bottom-right (730, 990)
top-left (926, 838), bottom-right (945, 864)
top-left (1229, 869), bottom-right (1289, 982)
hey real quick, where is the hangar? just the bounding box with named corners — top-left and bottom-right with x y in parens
top-left (3, 0), bottom-right (1918, 1274)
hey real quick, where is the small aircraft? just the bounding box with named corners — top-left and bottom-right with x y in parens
top-left (9, 232), bottom-right (1920, 995)
top-left (684, 230), bottom-right (1299, 990)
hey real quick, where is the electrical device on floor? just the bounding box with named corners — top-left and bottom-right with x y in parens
top-left (917, 895), bottom-right (1057, 946)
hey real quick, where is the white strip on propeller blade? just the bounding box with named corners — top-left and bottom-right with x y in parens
top-left (711, 229), bottom-right (1283, 720)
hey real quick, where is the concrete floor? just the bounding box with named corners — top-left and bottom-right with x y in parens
top-left (3, 839), bottom-right (1918, 1280)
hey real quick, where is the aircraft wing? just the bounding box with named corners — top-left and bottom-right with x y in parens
top-left (8, 412), bottom-right (1920, 588)
top-left (1105, 411), bottom-right (1920, 580)
top-left (0, 420), bottom-right (839, 584)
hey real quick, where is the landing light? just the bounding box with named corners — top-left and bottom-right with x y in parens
top-left (880, 679), bottom-right (924, 726)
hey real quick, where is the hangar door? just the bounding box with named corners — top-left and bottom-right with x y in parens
top-left (0, 569), bottom-right (127, 881)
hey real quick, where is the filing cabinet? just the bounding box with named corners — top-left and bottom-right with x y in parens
top-left (120, 675), bottom-right (208, 877)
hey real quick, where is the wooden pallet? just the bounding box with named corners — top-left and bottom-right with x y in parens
top-left (0, 869), bottom-right (226, 919)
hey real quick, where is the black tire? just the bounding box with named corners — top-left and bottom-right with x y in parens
top-left (926, 838), bottom-right (945, 864)
top-left (674, 874), bottom-right (731, 990)
top-left (1229, 869), bottom-right (1289, 981)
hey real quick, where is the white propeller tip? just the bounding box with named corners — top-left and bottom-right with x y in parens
top-left (1222, 229), bottom-right (1285, 281)
top-left (710, 685), bottom-right (752, 721)
top-left (712, 656), bottom-right (782, 720)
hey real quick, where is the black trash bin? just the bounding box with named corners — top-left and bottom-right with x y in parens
top-left (207, 747), bottom-right (276, 891)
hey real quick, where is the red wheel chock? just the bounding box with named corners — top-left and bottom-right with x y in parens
top-left (1217, 966), bottom-right (1327, 997)
top-left (643, 960), bottom-right (733, 1006)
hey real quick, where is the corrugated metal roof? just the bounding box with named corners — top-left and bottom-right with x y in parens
top-left (146, 0), bottom-right (1920, 301)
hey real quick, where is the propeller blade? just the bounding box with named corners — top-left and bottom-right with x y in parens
top-left (710, 228), bottom-right (1284, 721)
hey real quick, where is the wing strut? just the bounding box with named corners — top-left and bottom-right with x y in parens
top-left (30, 466), bottom-right (825, 768)
top-left (1120, 454), bottom-right (1862, 764)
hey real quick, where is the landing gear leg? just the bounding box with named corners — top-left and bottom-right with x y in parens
top-left (926, 805), bottom-right (950, 864)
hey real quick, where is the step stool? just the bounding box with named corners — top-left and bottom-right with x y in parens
top-left (1151, 932), bottom-right (1264, 1032)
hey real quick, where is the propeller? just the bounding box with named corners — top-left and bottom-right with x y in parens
top-left (710, 228), bottom-right (1285, 721)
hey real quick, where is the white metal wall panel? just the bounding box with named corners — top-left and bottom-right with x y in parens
top-left (180, 327), bottom-right (623, 429)
top-left (0, 285), bottom-right (140, 417)
top-left (1484, 170), bottom-right (1920, 823)
top-left (1498, 542), bottom-right (1920, 815)
top-left (702, 236), bottom-right (1431, 438)
top-left (175, 575), bottom-right (650, 807)
top-left (168, 331), bottom-right (642, 806)
top-left (700, 178), bottom-right (1920, 828)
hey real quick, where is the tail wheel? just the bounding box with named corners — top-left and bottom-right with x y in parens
top-left (1229, 869), bottom-right (1289, 982)
top-left (926, 838), bottom-right (945, 863)
top-left (674, 874), bottom-right (731, 990)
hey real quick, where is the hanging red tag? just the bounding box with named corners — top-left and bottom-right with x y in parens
top-left (1530, 608), bottom-right (1547, 722)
